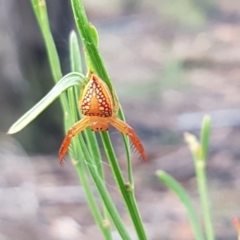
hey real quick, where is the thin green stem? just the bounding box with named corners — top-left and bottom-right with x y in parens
top-left (32, 0), bottom-right (145, 239)
top-left (198, 116), bottom-right (214, 240)
top-left (31, 1), bottom-right (112, 238)
top-left (77, 135), bottom-right (131, 240)
top-left (200, 115), bottom-right (211, 164)
top-left (118, 109), bottom-right (133, 185)
top-left (195, 160), bottom-right (214, 240)
top-left (70, 0), bottom-right (111, 89)
top-left (156, 170), bottom-right (205, 240)
top-left (69, 31), bottom-right (103, 177)
top-left (185, 120), bottom-right (214, 240)
top-left (31, 0), bottom-right (69, 133)
top-left (101, 132), bottom-right (147, 240)
top-left (70, 0), bottom-right (147, 239)
top-left (68, 31), bottom-right (111, 240)
top-left (70, 0), bottom-right (134, 183)
top-left (31, 0), bottom-right (62, 82)
top-left (75, 163), bottom-right (112, 240)
top-left (68, 88), bottom-right (111, 239)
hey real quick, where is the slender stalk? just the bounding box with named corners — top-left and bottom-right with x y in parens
top-left (195, 160), bottom-right (214, 240)
top-left (32, 0), bottom-right (145, 238)
top-left (199, 116), bottom-right (214, 240)
top-left (200, 115), bottom-right (211, 160)
top-left (70, 0), bottom-right (147, 239)
top-left (69, 31), bottom-right (103, 178)
top-left (118, 109), bottom-right (133, 185)
top-left (77, 134), bottom-right (131, 240)
top-left (157, 170), bottom-right (205, 240)
top-left (31, 0), bottom-right (69, 134)
top-left (185, 128), bottom-right (214, 240)
top-left (31, 0), bottom-right (62, 82)
top-left (70, 0), bottom-right (133, 183)
top-left (69, 31), bottom-right (111, 238)
top-left (74, 163), bottom-right (112, 240)
top-left (70, 0), bottom-right (111, 88)
top-left (31, 1), bottom-right (113, 239)
top-left (68, 88), bottom-right (112, 239)
top-left (101, 132), bottom-right (147, 240)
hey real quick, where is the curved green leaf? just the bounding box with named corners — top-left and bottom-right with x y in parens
top-left (156, 170), bottom-right (205, 240)
top-left (8, 72), bottom-right (85, 134)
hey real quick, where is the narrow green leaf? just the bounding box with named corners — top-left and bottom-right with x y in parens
top-left (156, 170), bottom-right (205, 240)
top-left (70, 0), bottom-right (111, 90)
top-left (200, 115), bottom-right (211, 161)
top-left (89, 24), bottom-right (99, 47)
top-left (70, 1), bottom-right (147, 239)
top-left (78, 137), bottom-right (131, 240)
top-left (69, 31), bottom-right (83, 73)
top-left (185, 118), bottom-right (214, 240)
top-left (8, 72), bottom-right (85, 134)
top-left (69, 31), bottom-right (104, 176)
top-left (100, 132), bottom-right (148, 240)
top-left (31, 0), bottom-right (62, 82)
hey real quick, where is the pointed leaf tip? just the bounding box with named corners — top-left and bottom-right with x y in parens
top-left (8, 72), bottom-right (85, 134)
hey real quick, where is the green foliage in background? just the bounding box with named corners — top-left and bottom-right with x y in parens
top-left (157, 115), bottom-right (215, 240)
top-left (150, 0), bottom-right (217, 28)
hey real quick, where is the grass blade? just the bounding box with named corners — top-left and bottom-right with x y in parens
top-left (200, 115), bottom-right (211, 160)
top-left (8, 72), bottom-right (85, 134)
top-left (156, 170), bottom-right (205, 240)
top-left (31, 0), bottom-right (62, 82)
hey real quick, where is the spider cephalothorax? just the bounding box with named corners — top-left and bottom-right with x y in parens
top-left (59, 73), bottom-right (147, 165)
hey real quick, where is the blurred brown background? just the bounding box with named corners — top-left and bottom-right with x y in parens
top-left (0, 0), bottom-right (240, 239)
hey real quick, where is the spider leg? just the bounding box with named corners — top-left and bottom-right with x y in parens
top-left (59, 117), bottom-right (90, 165)
top-left (109, 117), bottom-right (147, 162)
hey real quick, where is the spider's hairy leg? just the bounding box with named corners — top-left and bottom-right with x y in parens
top-left (59, 117), bottom-right (90, 165)
top-left (109, 117), bottom-right (147, 162)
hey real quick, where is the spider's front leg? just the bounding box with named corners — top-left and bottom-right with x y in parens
top-left (59, 117), bottom-right (90, 165)
top-left (109, 117), bottom-right (147, 162)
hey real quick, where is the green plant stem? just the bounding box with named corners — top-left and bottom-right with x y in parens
top-left (31, 0), bottom-right (69, 133)
top-left (31, 1), bottom-right (113, 239)
top-left (70, 0), bottom-right (111, 88)
top-left (101, 132), bottom-right (147, 240)
top-left (71, 0), bottom-right (134, 185)
top-left (118, 109), bottom-right (133, 185)
top-left (69, 31), bottom-right (103, 178)
top-left (33, 0), bottom-right (145, 238)
top-left (156, 170), bottom-right (205, 240)
top-left (71, 0), bottom-right (146, 239)
top-left (31, 0), bottom-right (62, 82)
top-left (68, 88), bottom-right (112, 239)
top-left (195, 160), bottom-right (214, 240)
top-left (197, 116), bottom-right (214, 240)
top-left (77, 135), bottom-right (131, 240)
top-left (200, 115), bottom-right (211, 163)
top-left (69, 31), bottom-right (111, 238)
top-left (74, 160), bottom-right (112, 240)
top-left (185, 121), bottom-right (214, 240)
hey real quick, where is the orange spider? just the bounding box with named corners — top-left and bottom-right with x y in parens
top-left (59, 73), bottom-right (147, 165)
